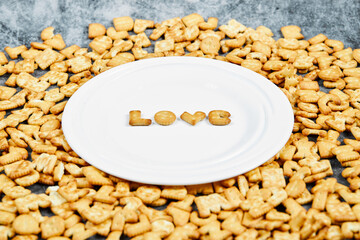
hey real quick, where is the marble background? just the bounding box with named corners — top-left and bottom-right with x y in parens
top-left (0, 0), bottom-right (359, 50)
top-left (0, 1), bottom-right (359, 238)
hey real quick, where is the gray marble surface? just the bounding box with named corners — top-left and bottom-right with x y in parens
top-left (0, 0), bottom-right (359, 50)
top-left (0, 0), bottom-right (359, 239)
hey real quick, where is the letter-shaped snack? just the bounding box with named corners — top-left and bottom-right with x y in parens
top-left (208, 110), bottom-right (231, 126)
top-left (154, 111), bottom-right (176, 126)
top-left (180, 111), bottom-right (206, 126)
top-left (129, 110), bottom-right (152, 126)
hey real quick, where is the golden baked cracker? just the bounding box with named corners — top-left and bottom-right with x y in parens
top-left (190, 211), bottom-right (217, 227)
top-left (74, 47), bottom-right (88, 57)
top-left (154, 111), bottom-right (176, 126)
top-left (129, 110), bottom-right (152, 126)
top-left (0, 86), bottom-right (16, 100)
top-left (0, 225), bottom-right (15, 240)
top-left (198, 220), bottom-right (232, 239)
top-left (0, 51), bottom-right (8, 64)
top-left (26, 91), bottom-right (46, 101)
top-left (60, 45), bottom-right (80, 59)
top-left (40, 216), bottom-right (65, 239)
top-left (4, 159), bottom-right (33, 179)
top-left (65, 163), bottom-right (84, 177)
top-left (91, 59), bottom-right (110, 74)
top-left (182, 13), bottom-right (204, 27)
top-left (40, 70), bottom-right (68, 87)
top-left (283, 198), bottom-right (306, 217)
top-left (88, 23), bottom-right (106, 38)
top-left (200, 36), bottom-right (220, 55)
top-left (252, 40), bottom-right (271, 58)
top-left (64, 222), bottom-right (96, 240)
top-left (161, 186), bottom-right (187, 201)
top-left (326, 194), bottom-right (357, 221)
top-left (6, 127), bottom-right (31, 148)
top-left (219, 19), bottom-right (246, 38)
top-left (113, 16), bottom-right (134, 31)
top-left (44, 34), bottom-right (66, 50)
top-left (281, 25), bottom-right (304, 39)
top-left (12, 214), bottom-right (41, 235)
top-left (38, 173), bottom-right (55, 185)
top-left (53, 162), bottom-right (65, 181)
top-left (166, 222), bottom-right (199, 240)
top-left (266, 209), bottom-right (290, 222)
top-left (31, 41), bottom-right (52, 50)
top-left (59, 82), bottom-right (79, 97)
top-left (26, 100), bottom-right (55, 114)
top-left (221, 211), bottom-right (246, 235)
top-left (56, 150), bottom-right (87, 166)
top-left (65, 56), bottom-right (92, 73)
top-left (16, 72), bottom-right (50, 92)
top-left (344, 68), bottom-right (360, 78)
top-left (194, 193), bottom-right (234, 218)
top-left (69, 70), bottom-right (91, 83)
top-left (208, 110), bottom-right (231, 126)
top-left (14, 170), bottom-right (40, 187)
top-left (150, 219), bottom-right (174, 238)
top-left (353, 48), bottom-right (360, 63)
top-left (138, 204), bottom-right (172, 223)
top-left (5, 61), bottom-right (15, 74)
top-left (41, 26), bottom-right (54, 41)
top-left (149, 25), bottom-right (168, 41)
top-left (107, 52), bottom-right (135, 67)
top-left (308, 33), bottom-right (328, 45)
top-left (166, 206), bottom-right (190, 227)
top-left (82, 166), bottom-right (113, 185)
top-left (110, 181), bottom-right (131, 198)
top-left (154, 39), bottom-right (175, 53)
top-left (34, 48), bottom-right (59, 70)
top-left (83, 204), bottom-right (113, 225)
top-left (135, 185), bottom-right (161, 204)
top-left (0, 210), bottom-right (16, 225)
top-left (85, 218), bottom-right (112, 236)
top-left (110, 209), bottom-right (125, 234)
top-left (106, 27), bottom-right (129, 41)
top-left (32, 153), bottom-right (57, 175)
top-left (259, 167), bottom-right (285, 189)
top-left (129, 32), bottom-right (152, 48)
top-left (13, 59), bottom-right (35, 74)
top-left (199, 17), bottom-right (218, 30)
top-left (58, 180), bottom-right (88, 202)
top-left (0, 147), bottom-right (28, 165)
top-left (63, 213), bottom-right (81, 229)
top-left (124, 214), bottom-right (151, 237)
top-left (44, 88), bottom-right (65, 103)
top-left (88, 35), bottom-right (112, 54)
top-left (0, 65), bottom-right (6, 77)
top-left (105, 231), bottom-right (122, 240)
top-left (5, 45), bottom-right (27, 59)
top-left (134, 19), bottom-right (155, 33)
top-left (168, 194), bottom-right (194, 212)
top-left (94, 185), bottom-right (117, 204)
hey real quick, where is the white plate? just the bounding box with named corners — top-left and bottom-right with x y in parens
top-left (62, 57), bottom-right (294, 185)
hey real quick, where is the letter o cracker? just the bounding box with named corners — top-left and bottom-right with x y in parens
top-left (154, 111), bottom-right (176, 126)
top-left (200, 36), bottom-right (220, 55)
top-left (13, 214), bottom-right (41, 235)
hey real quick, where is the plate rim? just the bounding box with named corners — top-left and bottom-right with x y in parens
top-left (62, 56), bottom-right (294, 185)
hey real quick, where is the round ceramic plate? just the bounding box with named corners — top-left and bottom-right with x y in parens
top-left (62, 57), bottom-right (294, 185)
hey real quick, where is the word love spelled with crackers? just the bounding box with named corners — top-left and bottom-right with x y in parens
top-left (129, 110), bottom-right (231, 126)
top-left (1, 12), bottom-right (360, 240)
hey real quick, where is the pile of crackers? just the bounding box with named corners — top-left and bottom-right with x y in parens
top-left (0, 13), bottom-right (360, 239)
